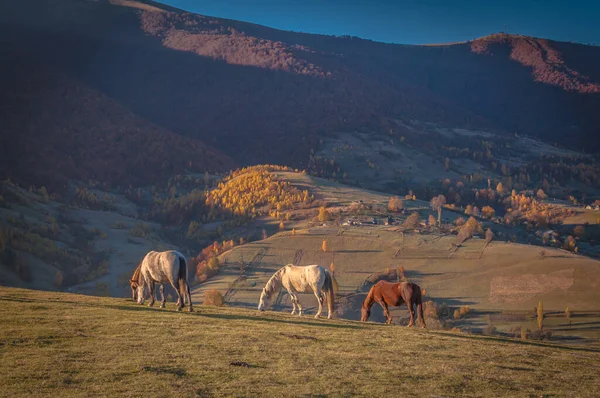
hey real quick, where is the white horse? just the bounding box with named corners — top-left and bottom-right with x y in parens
top-left (258, 264), bottom-right (335, 319)
top-left (136, 250), bottom-right (193, 312)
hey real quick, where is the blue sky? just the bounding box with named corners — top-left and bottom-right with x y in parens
top-left (161, 0), bottom-right (600, 45)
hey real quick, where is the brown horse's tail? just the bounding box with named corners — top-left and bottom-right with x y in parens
top-left (323, 270), bottom-right (335, 316)
top-left (415, 284), bottom-right (426, 328)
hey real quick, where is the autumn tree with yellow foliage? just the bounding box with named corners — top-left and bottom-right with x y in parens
top-left (318, 206), bottom-right (331, 222)
top-left (206, 166), bottom-right (313, 221)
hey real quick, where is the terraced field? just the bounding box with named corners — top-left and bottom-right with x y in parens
top-left (193, 225), bottom-right (600, 346)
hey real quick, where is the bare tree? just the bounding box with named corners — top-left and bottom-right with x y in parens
top-left (430, 195), bottom-right (447, 227)
top-left (485, 228), bottom-right (494, 244)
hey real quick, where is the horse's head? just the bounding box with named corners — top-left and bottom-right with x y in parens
top-left (258, 287), bottom-right (271, 312)
top-left (360, 305), bottom-right (371, 322)
top-left (130, 279), bottom-right (139, 301)
top-left (130, 262), bottom-right (142, 302)
top-left (136, 282), bottom-right (148, 305)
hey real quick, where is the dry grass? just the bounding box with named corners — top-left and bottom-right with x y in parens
top-left (2, 287), bottom-right (600, 397)
top-left (203, 289), bottom-right (224, 307)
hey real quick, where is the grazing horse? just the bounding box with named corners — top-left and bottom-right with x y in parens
top-left (361, 280), bottom-right (425, 327)
top-left (136, 250), bottom-right (193, 312)
top-left (130, 263), bottom-right (167, 308)
top-left (258, 264), bottom-right (335, 319)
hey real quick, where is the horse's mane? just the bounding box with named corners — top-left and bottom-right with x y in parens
top-left (131, 263), bottom-right (142, 285)
top-left (263, 266), bottom-right (288, 297)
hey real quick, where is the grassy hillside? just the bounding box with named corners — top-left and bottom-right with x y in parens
top-left (1, 287), bottom-right (599, 397)
top-left (199, 227), bottom-right (600, 345)
top-left (186, 171), bottom-right (600, 345)
top-left (4, 167), bottom-right (599, 346)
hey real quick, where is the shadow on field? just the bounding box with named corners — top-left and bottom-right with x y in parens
top-left (0, 295), bottom-right (185, 315)
top-left (429, 330), bottom-right (600, 353)
top-left (428, 297), bottom-right (479, 307)
top-left (0, 295), bottom-right (362, 329)
top-left (405, 270), bottom-right (444, 278)
top-left (141, 365), bottom-right (186, 378)
top-left (336, 250), bottom-right (381, 253)
top-left (553, 325), bottom-right (600, 332)
top-left (199, 312), bottom-right (363, 329)
top-left (495, 365), bottom-right (535, 372)
top-left (556, 321), bottom-right (600, 327)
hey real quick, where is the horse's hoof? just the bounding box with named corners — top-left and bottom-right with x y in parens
top-left (176, 308), bottom-right (182, 312)
top-left (314, 315), bottom-right (321, 319)
top-left (290, 311), bottom-right (296, 315)
top-left (159, 304), bottom-right (165, 309)
top-left (188, 307), bottom-right (194, 312)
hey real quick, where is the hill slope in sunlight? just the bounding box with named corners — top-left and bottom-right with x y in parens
top-left (1, 287), bottom-right (599, 397)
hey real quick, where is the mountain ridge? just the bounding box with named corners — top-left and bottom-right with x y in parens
top-left (1, 0), bottom-right (600, 189)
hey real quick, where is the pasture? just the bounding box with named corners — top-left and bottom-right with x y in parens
top-left (1, 287), bottom-right (600, 397)
top-left (195, 225), bottom-right (600, 346)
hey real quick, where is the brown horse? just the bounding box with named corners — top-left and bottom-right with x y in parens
top-left (361, 280), bottom-right (425, 327)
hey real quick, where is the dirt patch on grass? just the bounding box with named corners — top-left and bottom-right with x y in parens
top-left (490, 269), bottom-right (574, 304)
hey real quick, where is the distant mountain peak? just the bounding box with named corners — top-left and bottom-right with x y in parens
top-left (471, 34), bottom-right (600, 93)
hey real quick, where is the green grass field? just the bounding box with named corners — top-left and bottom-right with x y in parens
top-left (1, 287), bottom-right (600, 397)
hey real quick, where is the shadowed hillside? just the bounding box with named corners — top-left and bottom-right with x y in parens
top-left (0, 49), bottom-right (236, 190)
top-left (1, 0), bottom-right (600, 190)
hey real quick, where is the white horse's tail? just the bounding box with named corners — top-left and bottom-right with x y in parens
top-left (323, 270), bottom-right (335, 315)
top-left (177, 255), bottom-right (187, 295)
top-left (177, 254), bottom-right (193, 311)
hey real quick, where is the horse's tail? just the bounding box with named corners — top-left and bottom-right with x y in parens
top-left (178, 255), bottom-right (187, 293)
top-left (323, 270), bottom-right (335, 315)
top-left (414, 283), bottom-right (425, 328)
top-left (177, 254), bottom-right (192, 310)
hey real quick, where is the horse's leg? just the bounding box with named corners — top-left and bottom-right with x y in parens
top-left (407, 301), bottom-right (415, 327)
top-left (361, 295), bottom-right (374, 322)
top-left (323, 292), bottom-right (332, 320)
top-left (147, 282), bottom-right (156, 307)
top-left (170, 280), bottom-right (183, 312)
top-left (380, 301), bottom-right (392, 324)
top-left (290, 296), bottom-right (297, 315)
top-left (417, 301), bottom-right (425, 328)
top-left (159, 285), bottom-right (166, 308)
top-left (313, 287), bottom-right (324, 318)
top-left (186, 282), bottom-right (193, 312)
top-left (175, 286), bottom-right (182, 308)
top-left (293, 292), bottom-right (303, 316)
